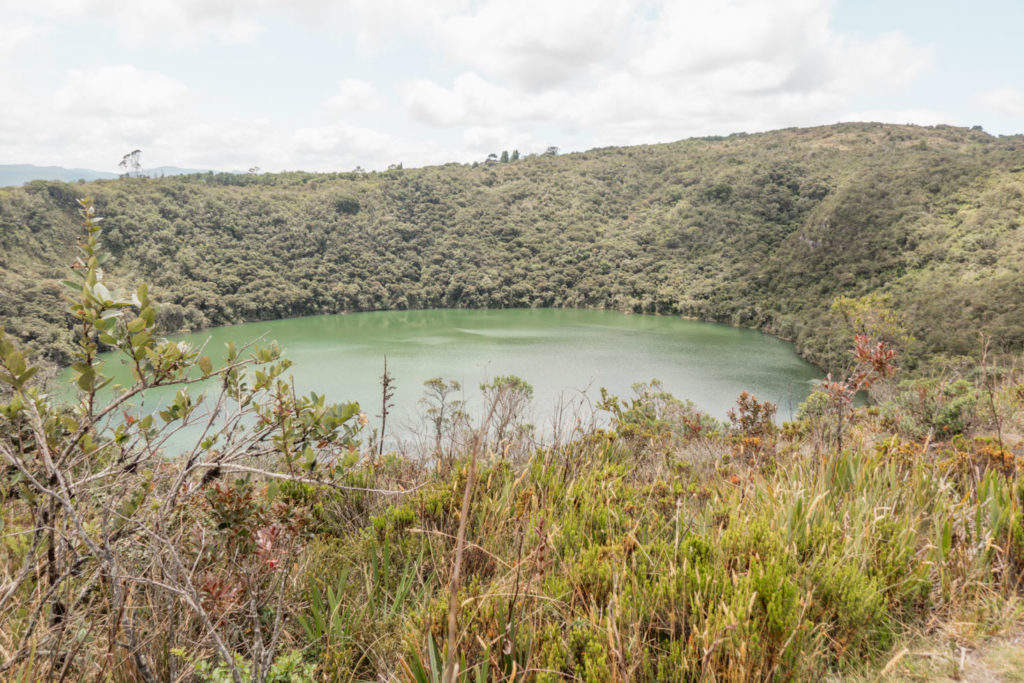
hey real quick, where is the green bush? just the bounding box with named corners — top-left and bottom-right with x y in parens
top-left (883, 377), bottom-right (979, 439)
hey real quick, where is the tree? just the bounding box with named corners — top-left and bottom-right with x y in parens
top-left (831, 293), bottom-right (911, 349)
top-left (118, 148), bottom-right (143, 178)
top-left (830, 293), bottom-right (914, 374)
top-left (419, 377), bottom-right (466, 469)
top-left (816, 334), bottom-right (899, 451)
top-left (510, 149), bottom-right (520, 161)
top-left (480, 375), bottom-right (533, 456)
top-left (500, 150), bottom-right (509, 163)
top-left (544, 146), bottom-right (559, 156)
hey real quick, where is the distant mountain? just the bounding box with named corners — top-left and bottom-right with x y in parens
top-left (0, 164), bottom-right (118, 187)
top-left (0, 164), bottom-right (224, 187)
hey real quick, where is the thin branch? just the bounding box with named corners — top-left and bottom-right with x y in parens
top-left (444, 399), bottom-right (498, 683)
top-left (190, 462), bottom-right (424, 495)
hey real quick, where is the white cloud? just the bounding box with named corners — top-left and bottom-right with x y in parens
top-left (402, 72), bottom-right (567, 128)
top-left (0, 0), bottom-right (956, 172)
top-left (52, 65), bottom-right (191, 118)
top-left (289, 120), bottom-right (453, 170)
top-left (323, 79), bottom-right (385, 116)
top-left (435, 0), bottom-right (637, 89)
top-left (633, 0), bottom-right (830, 79)
top-left (293, 121), bottom-right (391, 159)
top-left (0, 59), bottom-right (432, 172)
top-left (401, 0), bottom-right (933, 147)
top-left (978, 86), bottom-right (1024, 117)
top-left (344, 0), bottom-right (468, 53)
top-left (1, 0), bottom-right (463, 48)
top-left (0, 21), bottom-right (51, 60)
top-left (0, 64), bottom-right (198, 170)
top-left (105, 3), bottom-right (260, 44)
top-left (826, 32), bottom-right (931, 95)
top-left (3, 0), bottom-right (268, 44)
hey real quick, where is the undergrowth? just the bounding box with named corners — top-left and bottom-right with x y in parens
top-left (5, 353), bottom-right (1024, 680)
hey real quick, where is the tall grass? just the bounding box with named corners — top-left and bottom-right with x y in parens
top-left (4, 362), bottom-right (1024, 680)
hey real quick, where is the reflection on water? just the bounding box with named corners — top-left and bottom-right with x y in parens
top-left (60, 308), bottom-right (822, 454)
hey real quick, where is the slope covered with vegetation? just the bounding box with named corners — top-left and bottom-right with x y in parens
top-left (2, 199), bottom-right (1024, 681)
top-left (2, 122), bottom-right (1023, 375)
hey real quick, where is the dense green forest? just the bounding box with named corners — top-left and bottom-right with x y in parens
top-left (4, 127), bottom-right (1024, 681)
top-left (3, 122), bottom-right (1023, 375)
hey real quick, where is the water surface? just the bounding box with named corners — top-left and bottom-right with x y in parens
top-left (68, 309), bottom-right (821, 450)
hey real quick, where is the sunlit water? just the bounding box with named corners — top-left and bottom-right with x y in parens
top-left (60, 309), bottom-right (822, 453)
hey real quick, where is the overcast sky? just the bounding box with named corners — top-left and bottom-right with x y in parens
top-left (2, 0), bottom-right (1022, 173)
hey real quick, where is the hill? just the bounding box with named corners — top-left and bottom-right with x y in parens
top-left (0, 164), bottom-right (219, 187)
top-left (0, 163), bottom-right (118, 186)
top-left (1, 122), bottom-right (1023, 372)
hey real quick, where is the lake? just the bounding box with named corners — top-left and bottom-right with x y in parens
top-left (65, 308), bottom-right (822, 451)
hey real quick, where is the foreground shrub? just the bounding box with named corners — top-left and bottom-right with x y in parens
top-left (0, 199), bottom-right (367, 682)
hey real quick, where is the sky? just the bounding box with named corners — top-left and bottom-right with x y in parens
top-left (2, 0), bottom-right (1023, 174)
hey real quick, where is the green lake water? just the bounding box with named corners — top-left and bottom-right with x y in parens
top-left (63, 309), bottom-right (822, 451)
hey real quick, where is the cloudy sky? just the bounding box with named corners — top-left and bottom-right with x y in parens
top-left (3, 0), bottom-right (1023, 173)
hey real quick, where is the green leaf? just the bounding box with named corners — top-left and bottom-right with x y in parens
top-left (127, 317), bottom-right (146, 333)
top-left (77, 368), bottom-right (95, 392)
top-left (427, 633), bottom-right (442, 683)
top-left (7, 352), bottom-right (26, 376)
top-left (406, 649), bottom-right (430, 683)
top-left (131, 332), bottom-right (151, 349)
top-left (199, 355), bottom-right (213, 376)
top-left (340, 402), bottom-right (359, 422)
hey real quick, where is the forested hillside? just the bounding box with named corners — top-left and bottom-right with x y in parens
top-left (2, 122), bottom-right (1023, 372)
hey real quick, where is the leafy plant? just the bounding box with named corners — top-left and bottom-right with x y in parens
top-left (0, 198), bottom-right (369, 682)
